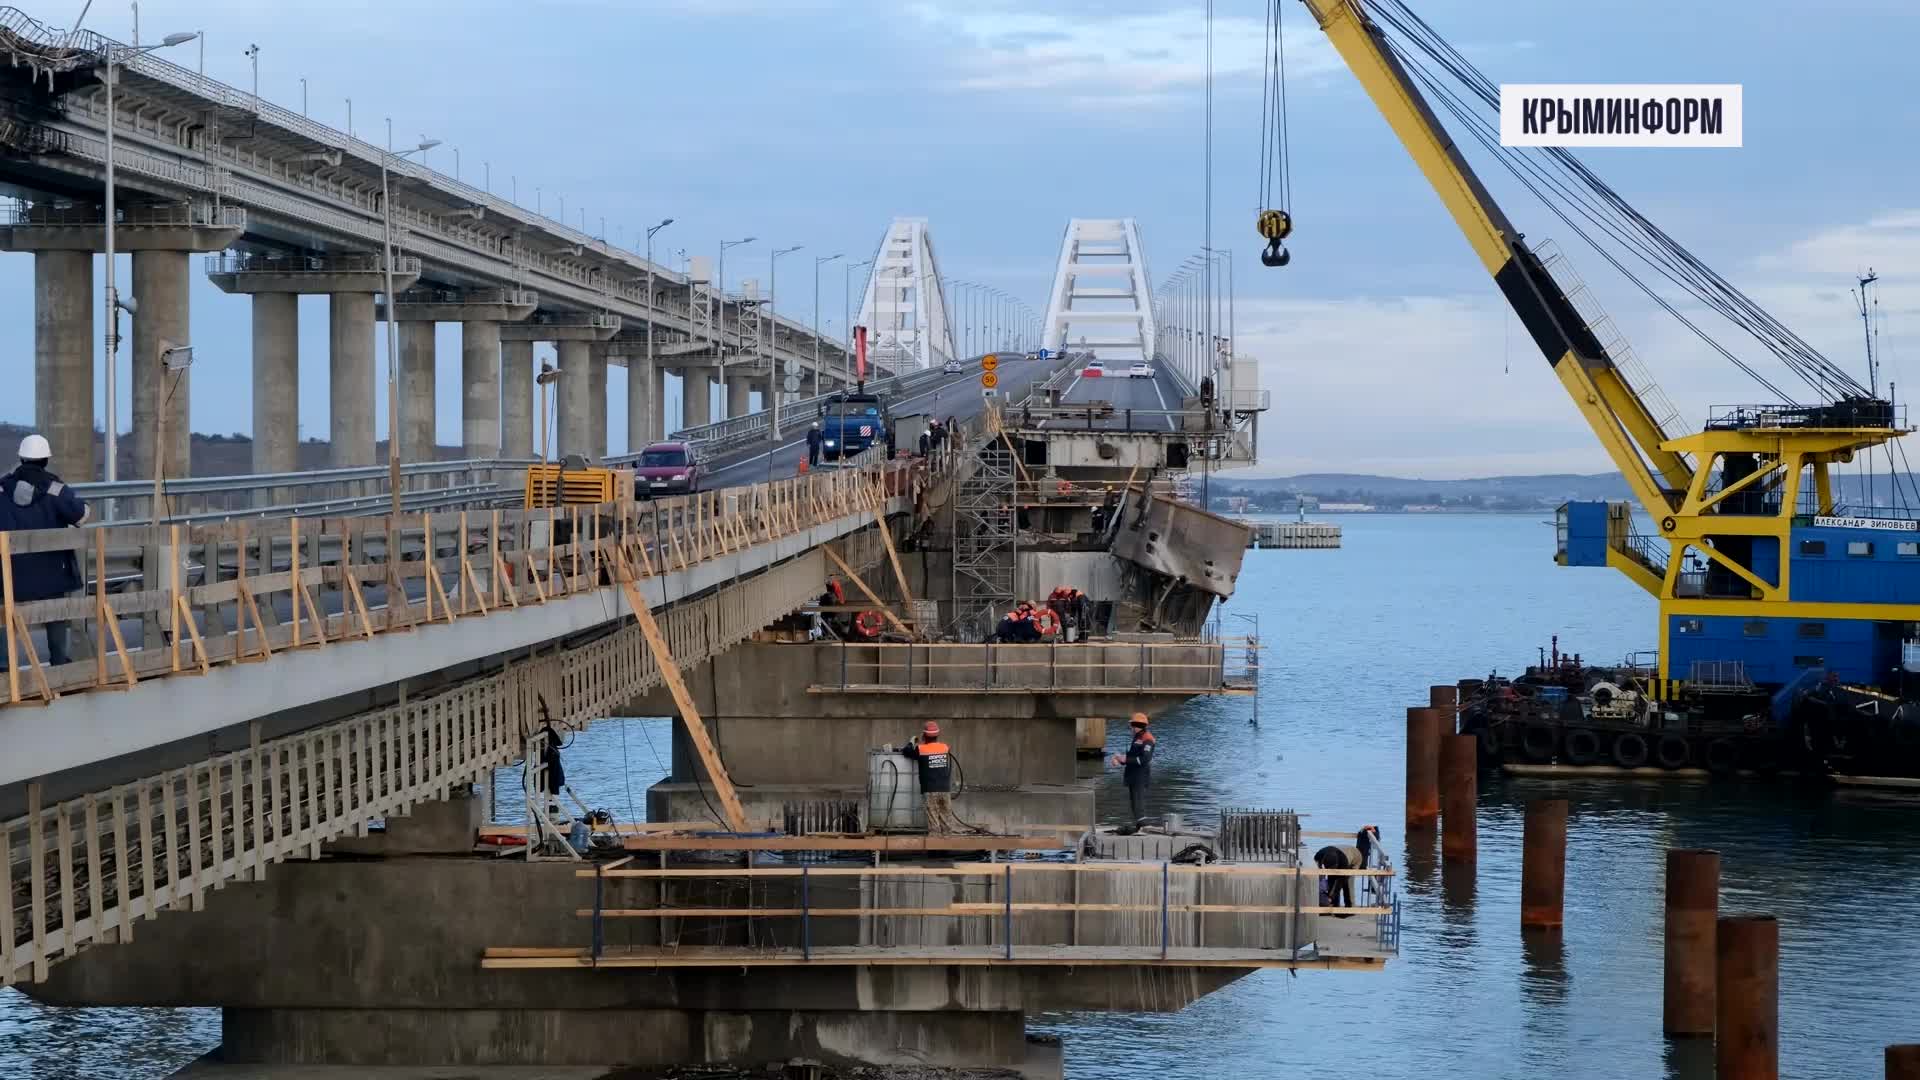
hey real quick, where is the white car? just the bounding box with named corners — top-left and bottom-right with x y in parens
top-left (942, 358), bottom-right (963, 375)
top-left (1128, 362), bottom-right (1156, 379)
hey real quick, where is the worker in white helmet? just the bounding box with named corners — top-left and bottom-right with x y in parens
top-left (1, 434), bottom-right (89, 667)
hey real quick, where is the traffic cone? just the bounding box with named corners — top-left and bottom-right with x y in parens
top-left (797, 458), bottom-right (809, 475)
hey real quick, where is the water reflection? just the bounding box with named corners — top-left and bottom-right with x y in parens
top-left (1519, 928), bottom-right (1569, 1007)
top-left (1661, 1032), bottom-right (1716, 1080)
top-left (1402, 824), bottom-right (1439, 896)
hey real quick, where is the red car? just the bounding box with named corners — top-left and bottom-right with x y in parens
top-left (633, 441), bottom-right (701, 497)
top-left (1082, 360), bottom-right (1107, 378)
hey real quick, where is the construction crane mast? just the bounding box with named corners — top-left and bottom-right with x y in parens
top-left (1300, 0), bottom-right (1918, 686)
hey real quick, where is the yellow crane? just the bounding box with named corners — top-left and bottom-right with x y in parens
top-left (1297, 0), bottom-right (1917, 687)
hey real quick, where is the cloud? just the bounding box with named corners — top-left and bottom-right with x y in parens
top-left (905, 3), bottom-right (1340, 106)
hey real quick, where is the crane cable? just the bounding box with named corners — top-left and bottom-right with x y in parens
top-left (1359, 0), bottom-right (1872, 406)
top-left (1255, 0), bottom-right (1293, 266)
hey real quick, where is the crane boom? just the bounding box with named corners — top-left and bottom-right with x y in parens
top-left (1299, 0), bottom-right (1693, 522)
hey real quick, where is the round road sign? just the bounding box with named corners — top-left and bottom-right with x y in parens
top-left (982, 354), bottom-right (999, 371)
top-left (784, 374), bottom-right (802, 393)
top-left (981, 371), bottom-right (999, 389)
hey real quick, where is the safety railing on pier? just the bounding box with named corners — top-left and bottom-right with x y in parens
top-left (812, 641), bottom-right (1250, 694)
top-left (477, 859), bottom-right (1399, 971)
top-left (1, 461), bottom-right (917, 706)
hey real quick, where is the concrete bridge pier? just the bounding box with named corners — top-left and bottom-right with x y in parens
top-left (501, 339), bottom-right (534, 456)
top-left (129, 250), bottom-right (194, 481)
top-left (726, 371), bottom-right (754, 419)
top-left (624, 352), bottom-right (656, 450)
top-left (680, 365), bottom-right (717, 431)
top-left (380, 290), bottom-right (539, 463)
top-left (556, 340), bottom-right (591, 458)
top-left (501, 315), bottom-right (617, 461)
top-left (588, 347), bottom-right (609, 458)
top-left (397, 321), bottom-right (438, 460)
top-left (461, 320), bottom-right (503, 459)
top-left (208, 252), bottom-right (423, 470)
top-left (652, 364), bottom-right (669, 442)
top-left (31, 248), bottom-right (95, 478)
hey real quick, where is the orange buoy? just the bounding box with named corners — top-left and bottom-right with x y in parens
top-left (854, 610), bottom-right (885, 638)
top-left (1032, 608), bottom-right (1061, 637)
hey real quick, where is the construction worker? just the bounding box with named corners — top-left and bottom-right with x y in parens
top-left (1108, 713), bottom-right (1156, 825)
top-left (898, 720), bottom-right (965, 834)
top-left (1312, 826), bottom-right (1384, 916)
top-left (806, 422), bottom-right (823, 468)
top-left (0, 434), bottom-right (88, 668)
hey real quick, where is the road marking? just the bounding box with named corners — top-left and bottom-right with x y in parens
top-left (1149, 377), bottom-right (1174, 431)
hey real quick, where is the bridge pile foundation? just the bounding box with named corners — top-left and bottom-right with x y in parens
top-left (329, 293), bottom-right (378, 467)
top-left (249, 293), bottom-right (301, 476)
top-left (398, 321), bottom-right (438, 461)
top-left (32, 249), bottom-right (94, 477)
top-left (501, 339), bottom-right (535, 456)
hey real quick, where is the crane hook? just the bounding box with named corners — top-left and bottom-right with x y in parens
top-left (1256, 209), bottom-right (1292, 268)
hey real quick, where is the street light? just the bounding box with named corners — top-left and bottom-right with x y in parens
top-left (643, 218), bottom-right (674, 444)
top-left (716, 236), bottom-right (755, 367)
top-left (766, 244), bottom-right (802, 438)
top-left (100, 28), bottom-right (198, 489)
top-left (381, 135), bottom-right (442, 514)
top-left (812, 252), bottom-right (843, 398)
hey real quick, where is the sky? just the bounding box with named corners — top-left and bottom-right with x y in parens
top-left (4, 0), bottom-right (1918, 478)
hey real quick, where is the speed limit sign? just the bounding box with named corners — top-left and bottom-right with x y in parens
top-left (981, 371), bottom-right (999, 389)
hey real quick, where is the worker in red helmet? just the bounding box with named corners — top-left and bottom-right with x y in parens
top-left (898, 720), bottom-right (964, 833)
top-left (1107, 713), bottom-right (1156, 825)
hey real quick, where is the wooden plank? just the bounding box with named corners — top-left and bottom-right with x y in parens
top-left (136, 781), bottom-right (156, 919)
top-left (183, 764), bottom-right (204, 910)
top-left (611, 550), bottom-right (748, 833)
top-left (478, 947), bottom-right (1387, 973)
top-left (83, 797), bottom-right (103, 945)
top-left (820, 545), bottom-right (913, 639)
top-left (868, 509), bottom-right (916, 608)
top-left (611, 834), bottom-right (1070, 853)
top-left (109, 786), bottom-right (131, 941)
top-left (54, 800), bottom-right (74, 962)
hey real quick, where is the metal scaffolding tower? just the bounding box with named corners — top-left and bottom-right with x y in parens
top-left (951, 435), bottom-right (1018, 640)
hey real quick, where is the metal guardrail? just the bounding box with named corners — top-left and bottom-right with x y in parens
top-left (72, 458), bottom-right (534, 525)
top-left (7, 201), bottom-right (245, 229)
top-left (627, 363), bottom-right (961, 463)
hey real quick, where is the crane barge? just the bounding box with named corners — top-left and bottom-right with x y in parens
top-left (1297, 0), bottom-right (1920, 781)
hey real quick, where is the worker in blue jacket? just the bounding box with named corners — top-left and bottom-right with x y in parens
top-left (1109, 713), bottom-right (1156, 825)
top-left (1, 434), bottom-right (90, 667)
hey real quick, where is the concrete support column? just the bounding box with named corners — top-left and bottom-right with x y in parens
top-left (130, 250), bottom-right (191, 480)
top-left (250, 293), bottom-right (300, 476)
top-left (555, 339), bottom-right (591, 459)
top-left (328, 293), bottom-right (377, 467)
top-left (588, 349), bottom-right (608, 459)
top-left (500, 340), bottom-right (533, 457)
top-left (725, 374), bottom-right (752, 419)
top-left (652, 365), bottom-right (669, 439)
top-left (626, 356), bottom-right (653, 452)
top-left (33, 250), bottom-right (95, 479)
top-left (681, 366), bottom-right (715, 432)
top-left (461, 320), bottom-right (502, 459)
top-left (398, 321), bottom-right (437, 462)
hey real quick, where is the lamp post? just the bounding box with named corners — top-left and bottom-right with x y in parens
top-left (812, 252), bottom-right (843, 398)
top-left (100, 29), bottom-right (198, 489)
top-left (716, 236), bottom-right (755, 374)
top-left (380, 136), bottom-right (442, 514)
top-left (844, 258), bottom-right (871, 389)
top-left (643, 218), bottom-right (674, 446)
top-left (299, 77), bottom-right (306, 116)
top-left (767, 244), bottom-right (802, 438)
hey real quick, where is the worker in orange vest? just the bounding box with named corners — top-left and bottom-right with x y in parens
top-left (1108, 713), bottom-right (1156, 825)
top-left (898, 720), bottom-right (965, 834)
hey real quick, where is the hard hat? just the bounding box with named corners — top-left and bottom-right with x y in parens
top-left (1129, 712), bottom-right (1150, 727)
top-left (922, 720), bottom-right (941, 736)
top-left (18, 433), bottom-right (50, 461)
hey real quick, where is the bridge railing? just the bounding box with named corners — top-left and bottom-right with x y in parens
top-left (72, 458), bottom-right (531, 526)
top-left (814, 640), bottom-right (1245, 694)
top-left (625, 363), bottom-right (956, 462)
top-left (1, 460), bottom-right (922, 707)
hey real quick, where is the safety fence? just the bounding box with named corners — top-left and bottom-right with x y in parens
top-left (3, 463), bottom-right (917, 706)
top-left (813, 640), bottom-right (1251, 694)
top-left (72, 458), bottom-right (529, 526)
top-left (477, 860), bottom-right (1399, 970)
top-left (2, 477), bottom-right (915, 983)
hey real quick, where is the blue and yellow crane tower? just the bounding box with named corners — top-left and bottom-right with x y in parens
top-left (1296, 0), bottom-right (1919, 699)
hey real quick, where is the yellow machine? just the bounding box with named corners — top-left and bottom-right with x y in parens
top-left (1298, 0), bottom-right (1914, 686)
top-left (524, 463), bottom-right (623, 509)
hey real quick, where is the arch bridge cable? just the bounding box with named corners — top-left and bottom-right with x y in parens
top-left (1352, 0), bottom-right (1876, 410)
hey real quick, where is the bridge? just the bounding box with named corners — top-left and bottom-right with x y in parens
top-left (0, 17), bottom-right (1325, 1075)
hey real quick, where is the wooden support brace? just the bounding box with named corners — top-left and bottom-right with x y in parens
top-left (822, 545), bottom-right (914, 640)
top-left (612, 549), bottom-right (749, 833)
top-left (870, 509), bottom-right (916, 607)
top-left (459, 514), bottom-right (489, 617)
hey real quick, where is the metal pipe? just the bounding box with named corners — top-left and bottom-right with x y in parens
top-left (1404, 706), bottom-right (1441, 829)
top-left (1429, 683), bottom-right (1458, 727)
top-left (1664, 848), bottom-right (1720, 1037)
top-left (1520, 798), bottom-right (1567, 930)
top-left (1715, 914), bottom-right (1778, 1079)
top-left (1439, 734), bottom-right (1477, 863)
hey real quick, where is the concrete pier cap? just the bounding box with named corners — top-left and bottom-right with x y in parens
top-left (206, 251), bottom-right (423, 295)
top-left (376, 285), bottom-right (539, 323)
top-left (0, 201), bottom-right (245, 254)
top-left (499, 312), bottom-right (622, 343)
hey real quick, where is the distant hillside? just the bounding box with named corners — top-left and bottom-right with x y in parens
top-left (1208, 469), bottom-right (1920, 513)
top-left (0, 421), bottom-right (468, 481)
